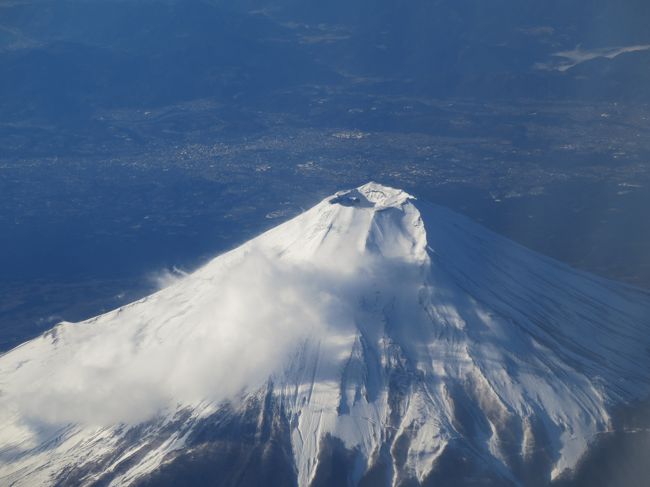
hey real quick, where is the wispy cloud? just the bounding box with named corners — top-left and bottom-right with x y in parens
top-left (148, 265), bottom-right (189, 290)
top-left (536, 44), bottom-right (650, 72)
top-left (0, 244), bottom-right (399, 428)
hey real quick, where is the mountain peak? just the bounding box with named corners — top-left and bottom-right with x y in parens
top-left (329, 182), bottom-right (414, 209)
top-left (2, 186), bottom-right (650, 487)
top-left (259, 182), bottom-right (426, 264)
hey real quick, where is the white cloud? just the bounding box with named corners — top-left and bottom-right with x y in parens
top-left (0, 245), bottom-right (383, 428)
top-left (147, 265), bottom-right (188, 289)
top-left (536, 44), bottom-right (650, 72)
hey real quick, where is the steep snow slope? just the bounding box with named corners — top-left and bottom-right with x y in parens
top-left (1, 182), bottom-right (650, 486)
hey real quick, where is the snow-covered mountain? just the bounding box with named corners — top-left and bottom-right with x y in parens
top-left (1, 182), bottom-right (650, 486)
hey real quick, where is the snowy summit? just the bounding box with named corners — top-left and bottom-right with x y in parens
top-left (1, 182), bottom-right (650, 486)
